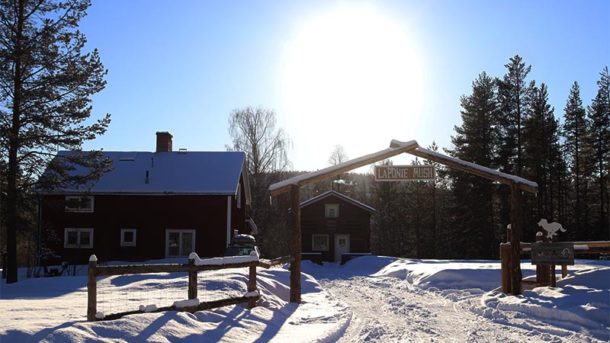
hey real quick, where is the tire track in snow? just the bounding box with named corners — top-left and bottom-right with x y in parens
top-left (319, 276), bottom-right (572, 343)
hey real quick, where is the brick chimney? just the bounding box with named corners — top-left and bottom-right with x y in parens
top-left (156, 131), bottom-right (173, 152)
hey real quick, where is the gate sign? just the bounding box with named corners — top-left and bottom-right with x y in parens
top-left (374, 165), bottom-right (435, 181)
top-left (531, 242), bottom-right (575, 265)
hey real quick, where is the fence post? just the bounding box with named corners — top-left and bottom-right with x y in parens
top-left (188, 257), bottom-right (197, 300)
top-left (500, 243), bottom-right (510, 293)
top-left (87, 254), bottom-right (98, 321)
top-left (248, 264), bottom-right (257, 308)
top-left (561, 265), bottom-right (568, 279)
top-left (535, 232), bottom-right (550, 286)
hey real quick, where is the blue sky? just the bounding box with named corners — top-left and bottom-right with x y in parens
top-left (80, 0), bottom-right (610, 170)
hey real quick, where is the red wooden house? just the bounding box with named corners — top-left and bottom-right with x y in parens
top-left (39, 132), bottom-right (252, 264)
top-left (300, 191), bottom-right (375, 262)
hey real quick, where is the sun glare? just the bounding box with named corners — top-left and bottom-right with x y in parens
top-left (281, 5), bottom-right (426, 169)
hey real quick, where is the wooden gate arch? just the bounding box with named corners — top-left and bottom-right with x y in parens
top-left (269, 139), bottom-right (537, 302)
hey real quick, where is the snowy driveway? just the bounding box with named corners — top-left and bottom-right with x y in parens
top-left (303, 258), bottom-right (609, 343)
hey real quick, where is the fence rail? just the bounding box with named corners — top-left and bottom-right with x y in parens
top-left (87, 255), bottom-right (293, 321)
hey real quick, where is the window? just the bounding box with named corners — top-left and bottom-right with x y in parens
top-left (64, 228), bottom-right (94, 249)
top-left (65, 196), bottom-right (94, 213)
top-left (166, 230), bottom-right (196, 257)
top-left (120, 229), bottom-right (137, 247)
top-left (325, 204), bottom-right (339, 218)
top-left (312, 234), bottom-right (329, 251)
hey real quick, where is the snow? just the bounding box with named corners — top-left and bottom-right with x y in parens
top-left (188, 251), bottom-right (259, 266)
top-left (173, 298), bottom-right (200, 309)
top-left (41, 151), bottom-right (246, 195)
top-left (2, 256), bottom-right (607, 342)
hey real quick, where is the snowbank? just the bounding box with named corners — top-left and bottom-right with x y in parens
top-left (0, 261), bottom-right (348, 343)
top-left (309, 256), bottom-right (609, 342)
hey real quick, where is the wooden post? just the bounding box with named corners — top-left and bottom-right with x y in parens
top-left (561, 265), bottom-right (568, 279)
top-left (551, 264), bottom-right (557, 287)
top-left (509, 183), bottom-right (523, 295)
top-left (500, 243), bottom-right (511, 293)
top-left (87, 254), bottom-right (98, 321)
top-left (188, 257), bottom-right (197, 300)
top-left (535, 231), bottom-right (550, 286)
top-left (289, 184), bottom-right (301, 303)
top-left (248, 264), bottom-right (257, 308)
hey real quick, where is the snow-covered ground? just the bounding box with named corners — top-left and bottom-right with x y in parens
top-left (1, 257), bottom-right (608, 342)
top-left (303, 257), bottom-right (610, 342)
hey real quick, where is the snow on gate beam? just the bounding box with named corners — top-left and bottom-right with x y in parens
top-left (405, 146), bottom-right (538, 194)
top-left (269, 140), bottom-right (419, 196)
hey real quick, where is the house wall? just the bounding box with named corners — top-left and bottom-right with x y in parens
top-left (301, 195), bottom-right (371, 261)
top-left (41, 193), bottom-right (247, 264)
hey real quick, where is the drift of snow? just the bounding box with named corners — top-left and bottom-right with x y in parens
top-left (138, 304), bottom-right (158, 313)
top-left (173, 298), bottom-right (200, 309)
top-left (304, 256), bottom-right (609, 342)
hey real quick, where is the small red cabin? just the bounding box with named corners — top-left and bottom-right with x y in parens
top-left (300, 191), bottom-right (375, 262)
top-left (38, 132), bottom-right (252, 264)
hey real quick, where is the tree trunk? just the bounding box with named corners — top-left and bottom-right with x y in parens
top-left (6, 0), bottom-right (25, 284)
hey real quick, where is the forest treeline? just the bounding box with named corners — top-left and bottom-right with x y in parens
top-left (255, 55), bottom-right (609, 259)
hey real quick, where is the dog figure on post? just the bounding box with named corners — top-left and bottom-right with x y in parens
top-left (538, 218), bottom-right (566, 239)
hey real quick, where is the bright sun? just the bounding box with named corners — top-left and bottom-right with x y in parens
top-left (281, 5), bottom-right (426, 169)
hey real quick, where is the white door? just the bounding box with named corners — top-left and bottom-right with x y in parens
top-left (334, 234), bottom-right (350, 262)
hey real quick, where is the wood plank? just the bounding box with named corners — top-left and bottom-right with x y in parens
top-left (408, 147), bottom-right (538, 194)
top-left (269, 140), bottom-right (419, 196)
top-left (87, 258), bottom-right (97, 322)
top-left (95, 261), bottom-right (259, 276)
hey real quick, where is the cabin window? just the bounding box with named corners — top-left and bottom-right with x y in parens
top-left (120, 229), bottom-right (137, 247)
top-left (325, 204), bottom-right (339, 218)
top-left (165, 229), bottom-right (196, 257)
top-left (64, 228), bottom-right (94, 249)
top-left (65, 196), bottom-right (94, 213)
top-left (312, 234), bottom-right (329, 251)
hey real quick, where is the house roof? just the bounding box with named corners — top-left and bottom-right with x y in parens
top-left (300, 190), bottom-right (376, 213)
top-left (41, 151), bottom-right (250, 200)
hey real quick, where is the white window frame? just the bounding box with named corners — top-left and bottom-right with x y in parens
top-left (64, 228), bottom-right (94, 249)
top-left (65, 196), bottom-right (94, 213)
top-left (325, 203), bottom-right (339, 218)
top-left (120, 228), bottom-right (137, 247)
top-left (165, 229), bottom-right (196, 258)
top-left (312, 234), bottom-right (329, 251)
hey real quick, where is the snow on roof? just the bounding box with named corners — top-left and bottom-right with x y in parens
top-left (43, 151), bottom-right (247, 195)
top-left (300, 190), bottom-right (376, 213)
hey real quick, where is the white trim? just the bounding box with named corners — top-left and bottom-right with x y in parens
top-left (312, 234), bottom-right (329, 251)
top-left (64, 228), bottom-right (94, 249)
top-left (165, 229), bottom-right (196, 258)
top-left (120, 228), bottom-right (137, 247)
top-left (65, 196), bottom-right (94, 213)
top-left (226, 196), bottom-right (232, 248)
top-left (325, 203), bottom-right (340, 218)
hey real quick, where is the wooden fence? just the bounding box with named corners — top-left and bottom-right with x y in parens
top-left (87, 255), bottom-right (292, 321)
top-left (500, 233), bottom-right (610, 292)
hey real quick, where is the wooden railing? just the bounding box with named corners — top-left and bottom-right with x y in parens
top-left (500, 237), bottom-right (610, 292)
top-left (87, 255), bottom-right (293, 321)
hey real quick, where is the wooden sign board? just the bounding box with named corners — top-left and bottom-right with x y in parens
top-left (374, 165), bottom-right (435, 181)
top-left (531, 242), bottom-right (575, 265)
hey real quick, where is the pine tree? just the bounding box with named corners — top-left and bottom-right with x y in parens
top-left (522, 83), bottom-right (562, 238)
top-left (447, 72), bottom-right (499, 258)
top-left (0, 0), bottom-right (111, 283)
top-left (497, 55), bottom-right (532, 177)
top-left (586, 67), bottom-right (610, 238)
top-left (562, 82), bottom-right (591, 237)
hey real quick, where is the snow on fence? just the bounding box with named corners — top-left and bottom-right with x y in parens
top-left (500, 230), bottom-right (610, 292)
top-left (87, 253), bottom-right (292, 321)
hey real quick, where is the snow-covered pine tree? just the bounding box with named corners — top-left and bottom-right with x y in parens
top-left (0, 0), bottom-right (111, 283)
